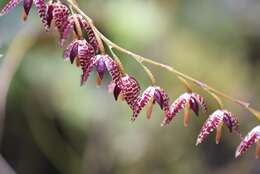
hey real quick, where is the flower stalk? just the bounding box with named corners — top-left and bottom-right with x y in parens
top-left (65, 0), bottom-right (260, 121)
top-left (1, 0), bottom-right (260, 159)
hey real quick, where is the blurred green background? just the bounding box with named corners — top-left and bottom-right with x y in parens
top-left (0, 0), bottom-right (260, 174)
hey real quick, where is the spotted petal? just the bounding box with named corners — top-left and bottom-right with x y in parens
top-left (235, 126), bottom-right (260, 158)
top-left (0, 0), bottom-right (22, 16)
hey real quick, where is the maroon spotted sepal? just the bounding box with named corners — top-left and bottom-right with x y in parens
top-left (235, 126), bottom-right (260, 158)
top-left (162, 92), bottom-right (207, 125)
top-left (196, 110), bottom-right (240, 146)
top-left (46, 1), bottom-right (70, 38)
top-left (33, 0), bottom-right (48, 29)
top-left (77, 40), bottom-right (95, 85)
top-left (62, 14), bottom-right (99, 52)
top-left (115, 75), bottom-right (141, 110)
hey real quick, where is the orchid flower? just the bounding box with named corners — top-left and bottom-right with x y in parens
top-left (131, 86), bottom-right (170, 121)
top-left (235, 125), bottom-right (260, 159)
top-left (162, 92), bottom-right (207, 126)
top-left (196, 110), bottom-right (240, 145)
top-left (114, 75), bottom-right (141, 110)
top-left (0, 0), bottom-right (47, 28)
top-left (64, 39), bottom-right (95, 73)
top-left (62, 13), bottom-right (99, 53)
top-left (80, 54), bottom-right (122, 86)
top-left (46, 1), bottom-right (70, 36)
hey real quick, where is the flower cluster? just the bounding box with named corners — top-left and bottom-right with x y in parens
top-left (1, 0), bottom-right (260, 160)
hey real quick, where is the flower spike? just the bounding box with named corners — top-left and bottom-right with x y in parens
top-left (132, 86), bottom-right (170, 121)
top-left (162, 92), bottom-right (207, 126)
top-left (0, 0), bottom-right (48, 28)
top-left (196, 110), bottom-right (240, 145)
top-left (235, 125), bottom-right (260, 159)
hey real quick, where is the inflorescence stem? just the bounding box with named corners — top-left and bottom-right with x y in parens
top-left (66, 0), bottom-right (260, 120)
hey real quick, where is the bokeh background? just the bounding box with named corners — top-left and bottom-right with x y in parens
top-left (0, 0), bottom-right (260, 174)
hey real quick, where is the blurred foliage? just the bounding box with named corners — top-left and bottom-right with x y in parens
top-left (0, 0), bottom-right (260, 174)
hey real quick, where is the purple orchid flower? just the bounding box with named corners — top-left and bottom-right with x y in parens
top-left (162, 92), bottom-right (208, 126)
top-left (196, 110), bottom-right (240, 145)
top-left (235, 125), bottom-right (260, 159)
top-left (131, 86), bottom-right (170, 121)
top-left (114, 75), bottom-right (141, 110)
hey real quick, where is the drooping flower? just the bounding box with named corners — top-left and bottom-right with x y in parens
top-left (235, 125), bottom-right (260, 159)
top-left (97, 55), bottom-right (123, 84)
top-left (162, 92), bottom-right (207, 126)
top-left (64, 39), bottom-right (95, 85)
top-left (0, 0), bottom-right (47, 28)
top-left (131, 86), bottom-right (170, 121)
top-left (62, 13), bottom-right (99, 53)
top-left (196, 110), bottom-right (240, 145)
top-left (45, 1), bottom-right (70, 35)
top-left (115, 75), bottom-right (141, 110)
top-left (80, 54), bottom-right (123, 86)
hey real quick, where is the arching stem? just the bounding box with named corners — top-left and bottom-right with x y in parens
top-left (66, 0), bottom-right (260, 121)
